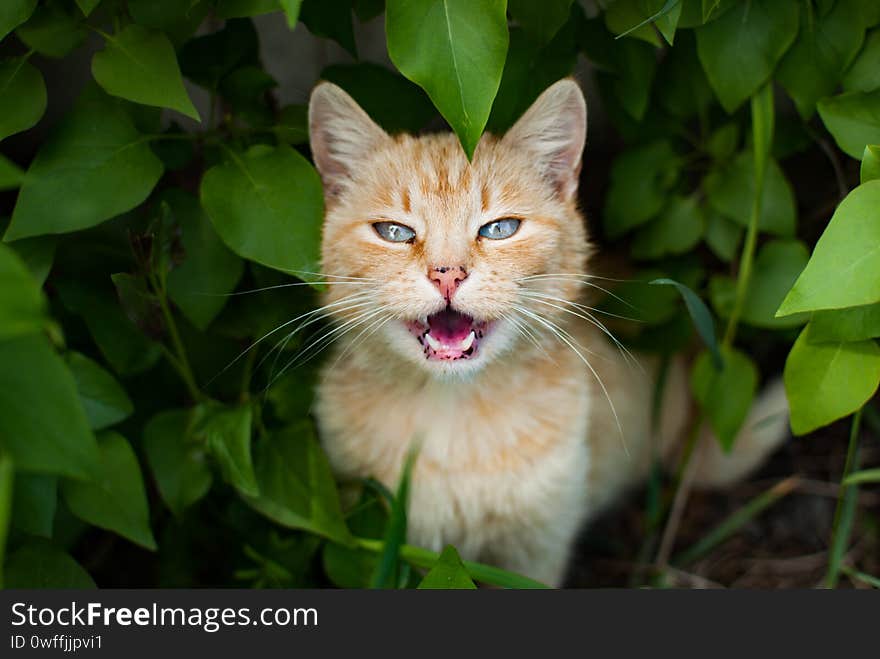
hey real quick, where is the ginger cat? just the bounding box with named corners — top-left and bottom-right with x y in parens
top-left (307, 79), bottom-right (789, 587)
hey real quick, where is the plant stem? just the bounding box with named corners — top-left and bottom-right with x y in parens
top-left (825, 408), bottom-right (863, 588)
top-left (152, 274), bottom-right (202, 402)
top-left (355, 537), bottom-right (550, 589)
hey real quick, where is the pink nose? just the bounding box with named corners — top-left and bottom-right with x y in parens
top-left (429, 266), bottom-right (468, 301)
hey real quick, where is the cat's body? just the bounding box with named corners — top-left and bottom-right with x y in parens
top-left (308, 80), bottom-right (789, 586)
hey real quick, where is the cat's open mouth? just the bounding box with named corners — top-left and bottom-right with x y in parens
top-left (406, 308), bottom-right (491, 361)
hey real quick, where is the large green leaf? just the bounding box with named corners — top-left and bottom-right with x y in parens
top-left (605, 0), bottom-right (682, 47)
top-left (0, 242), bottom-right (47, 342)
top-left (246, 422), bottom-right (354, 546)
top-left (193, 402), bottom-right (258, 497)
top-left (56, 280), bottom-right (162, 376)
top-left (0, 335), bottom-right (99, 479)
top-left (320, 62), bottom-right (437, 133)
top-left (127, 0), bottom-right (210, 45)
top-left (163, 190), bottom-right (243, 331)
top-left (179, 18), bottom-right (259, 91)
top-left (784, 326), bottom-right (880, 435)
top-left (0, 154), bottom-right (24, 190)
top-left (200, 144), bottom-right (324, 277)
top-left (418, 545), bottom-right (477, 589)
top-left (15, 2), bottom-right (87, 59)
top-left (143, 409), bottom-right (213, 517)
top-left (300, 0), bottom-right (357, 57)
top-left (62, 431), bottom-right (157, 550)
top-left (862, 144), bottom-right (880, 182)
top-left (386, 0), bottom-right (509, 159)
top-left (704, 151), bottom-right (796, 236)
top-left (777, 0), bottom-right (867, 117)
top-left (65, 352), bottom-right (134, 431)
top-left (818, 89), bottom-right (880, 158)
top-left (604, 140), bottom-right (679, 238)
top-left (5, 91), bottom-right (164, 241)
top-left (0, 0), bottom-right (37, 41)
top-left (709, 240), bottom-right (810, 329)
top-left (808, 304), bottom-right (880, 343)
top-left (7, 234), bottom-right (57, 285)
top-left (4, 540), bottom-right (95, 588)
top-left (631, 195), bottom-right (703, 260)
top-left (609, 37), bottom-right (657, 121)
top-left (777, 181), bottom-right (880, 315)
top-left (691, 347), bottom-right (758, 451)
top-left (843, 29), bottom-right (880, 93)
top-left (695, 0), bottom-right (799, 112)
top-left (11, 474), bottom-right (56, 538)
top-left (508, 0), bottom-right (573, 44)
top-left (92, 25), bottom-right (200, 120)
top-left (216, 0), bottom-right (279, 18)
top-left (0, 56), bottom-right (47, 142)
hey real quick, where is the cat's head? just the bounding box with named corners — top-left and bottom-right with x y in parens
top-left (308, 78), bottom-right (589, 378)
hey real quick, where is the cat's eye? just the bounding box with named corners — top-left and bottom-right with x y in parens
top-left (373, 221), bottom-right (416, 243)
top-left (478, 218), bottom-right (521, 240)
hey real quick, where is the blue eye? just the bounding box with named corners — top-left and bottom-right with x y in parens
top-left (478, 218), bottom-right (521, 240)
top-left (373, 221), bottom-right (416, 243)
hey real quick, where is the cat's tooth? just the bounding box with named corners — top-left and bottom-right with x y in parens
top-left (425, 333), bottom-right (442, 352)
top-left (459, 330), bottom-right (475, 351)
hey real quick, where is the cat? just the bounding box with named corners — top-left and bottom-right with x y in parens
top-left (307, 78), bottom-right (790, 587)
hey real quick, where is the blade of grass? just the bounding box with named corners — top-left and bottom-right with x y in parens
top-left (841, 565), bottom-right (880, 589)
top-left (825, 408), bottom-right (863, 588)
top-left (843, 468), bottom-right (880, 486)
top-left (673, 475), bottom-right (800, 567)
top-left (370, 447), bottom-right (417, 588)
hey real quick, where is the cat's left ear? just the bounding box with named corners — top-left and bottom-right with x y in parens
top-left (501, 79), bottom-right (587, 202)
top-left (309, 82), bottom-right (390, 199)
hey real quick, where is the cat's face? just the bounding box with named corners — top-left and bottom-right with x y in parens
top-left (309, 79), bottom-right (589, 379)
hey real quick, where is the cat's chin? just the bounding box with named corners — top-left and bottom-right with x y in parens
top-left (405, 307), bottom-right (494, 363)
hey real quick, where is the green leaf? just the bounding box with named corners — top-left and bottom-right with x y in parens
top-left (75, 0), bottom-right (101, 16)
top-left (808, 304), bottom-right (880, 343)
top-left (609, 37), bottom-right (658, 120)
top-left (818, 89), bottom-right (880, 158)
top-left (695, 0), bottom-right (799, 112)
top-left (843, 29), bottom-right (880, 93)
top-left (777, 0), bottom-right (867, 117)
top-left (127, 0), bottom-right (211, 46)
top-left (604, 141), bottom-right (679, 238)
top-left (143, 409), bottom-right (213, 516)
top-left (5, 91), bottom-right (164, 241)
top-left (843, 468), bottom-right (880, 486)
top-left (0, 154), bottom-right (24, 190)
top-left (280, 0), bottom-right (304, 27)
top-left (691, 347), bottom-right (758, 450)
top-left (711, 240), bottom-right (811, 329)
top-left (632, 195), bottom-right (704, 260)
top-left (162, 190), bottom-right (243, 331)
top-left (372, 448), bottom-right (416, 588)
top-left (606, 0), bottom-right (682, 46)
top-left (92, 25), bottom-right (199, 120)
top-left (0, 335), bottom-right (99, 479)
top-left (7, 234), bottom-right (57, 285)
top-left (0, 56), bottom-right (47, 141)
top-left (704, 210), bottom-right (742, 262)
top-left (193, 402), bottom-right (258, 497)
top-left (0, 454), bottom-right (11, 585)
top-left (704, 151), bottom-right (796, 237)
top-left (657, 30), bottom-right (713, 119)
top-left (650, 278), bottom-right (721, 369)
top-left (862, 144), bottom-right (880, 182)
top-left (386, 0), bottom-right (509, 159)
top-left (784, 326), bottom-right (880, 435)
top-left (322, 492), bottom-right (388, 588)
top-left (11, 474), bottom-right (56, 538)
top-left (275, 104), bottom-right (309, 144)
top-left (215, 0), bottom-right (279, 17)
top-left (321, 62), bottom-right (437, 133)
top-left (508, 0), bottom-right (573, 44)
top-left (0, 242), bottom-right (47, 342)
top-left (300, 0), bottom-right (357, 57)
top-left (179, 18), bottom-right (259, 90)
top-left (418, 545), bottom-right (477, 589)
top-left (0, 0), bottom-right (37, 41)
top-left (4, 540), bottom-right (95, 588)
top-left (65, 352), bottom-right (134, 431)
top-left (62, 431), bottom-right (157, 550)
top-left (200, 144), bottom-right (324, 277)
top-left (15, 2), bottom-right (87, 59)
top-left (56, 280), bottom-right (162, 376)
top-left (777, 181), bottom-right (880, 315)
top-left (246, 422), bottom-right (354, 546)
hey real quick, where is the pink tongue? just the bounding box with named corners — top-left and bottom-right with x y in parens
top-left (427, 308), bottom-right (473, 343)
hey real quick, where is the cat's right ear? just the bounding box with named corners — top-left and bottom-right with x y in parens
top-left (309, 82), bottom-right (389, 199)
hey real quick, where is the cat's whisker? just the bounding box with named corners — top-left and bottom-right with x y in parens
top-left (519, 292), bottom-right (643, 374)
top-left (513, 304), bottom-right (628, 456)
top-left (516, 273), bottom-right (635, 284)
top-left (331, 313), bottom-right (395, 370)
top-left (502, 311), bottom-right (553, 361)
top-left (516, 274), bottom-right (637, 310)
top-left (273, 268), bottom-right (379, 282)
top-left (204, 280), bottom-right (375, 298)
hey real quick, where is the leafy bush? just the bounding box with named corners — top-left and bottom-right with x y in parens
top-left (1, 0), bottom-right (878, 589)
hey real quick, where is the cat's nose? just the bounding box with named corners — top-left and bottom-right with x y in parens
top-left (429, 266), bottom-right (468, 301)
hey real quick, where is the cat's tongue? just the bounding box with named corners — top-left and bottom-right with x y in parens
top-left (424, 308), bottom-right (476, 358)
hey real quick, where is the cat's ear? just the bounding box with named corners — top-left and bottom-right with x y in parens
top-left (501, 79), bottom-right (587, 201)
top-left (309, 82), bottom-right (389, 198)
